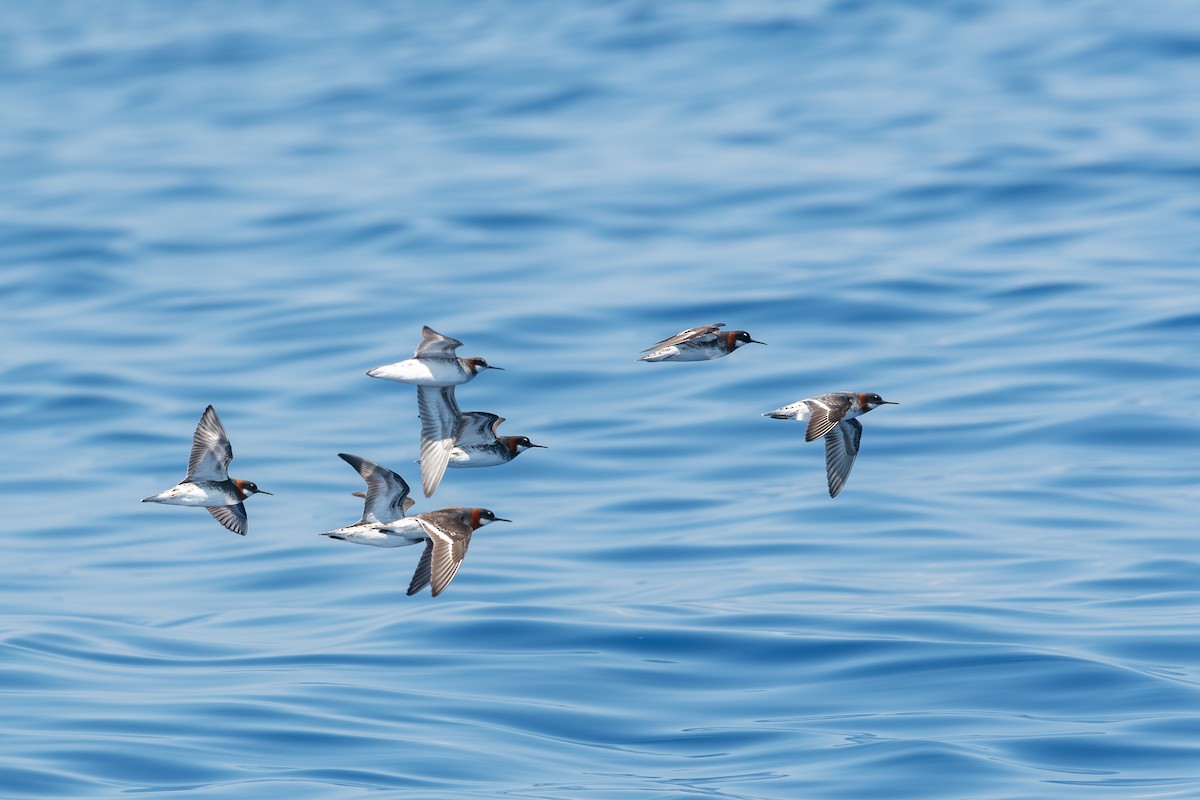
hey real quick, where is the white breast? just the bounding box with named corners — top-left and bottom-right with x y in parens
top-left (144, 482), bottom-right (229, 506)
top-left (447, 446), bottom-right (508, 468)
top-left (374, 517), bottom-right (428, 545)
top-left (767, 401), bottom-right (812, 421)
top-left (367, 358), bottom-right (468, 386)
top-left (640, 345), bottom-right (683, 362)
top-left (325, 521), bottom-right (424, 548)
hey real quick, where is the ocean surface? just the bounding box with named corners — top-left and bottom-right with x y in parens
top-left (3, 2), bottom-right (1200, 797)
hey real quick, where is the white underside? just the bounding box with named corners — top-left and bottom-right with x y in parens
top-left (321, 518), bottom-right (426, 548)
top-left (765, 401), bottom-right (812, 421)
top-left (446, 447), bottom-right (509, 468)
top-left (640, 345), bottom-right (718, 362)
top-left (367, 358), bottom-right (469, 386)
top-left (143, 482), bottom-right (232, 506)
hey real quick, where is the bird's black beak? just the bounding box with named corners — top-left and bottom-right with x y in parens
top-left (749, 339), bottom-right (767, 345)
top-left (881, 400), bottom-right (899, 405)
top-left (529, 443), bottom-right (548, 448)
top-left (488, 365), bottom-right (505, 371)
top-left (258, 490), bottom-right (274, 495)
top-left (494, 517), bottom-right (512, 523)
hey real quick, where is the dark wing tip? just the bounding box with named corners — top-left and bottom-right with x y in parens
top-left (338, 452), bottom-right (365, 469)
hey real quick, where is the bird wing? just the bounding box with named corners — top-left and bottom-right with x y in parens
top-left (824, 418), bottom-right (862, 498)
top-left (187, 405), bottom-right (234, 481)
top-left (429, 532), bottom-right (469, 597)
top-left (417, 385), bottom-right (461, 497)
top-left (455, 412), bottom-right (503, 446)
top-left (406, 538), bottom-right (434, 596)
top-left (405, 513), bottom-right (471, 597)
top-left (206, 502), bottom-right (248, 535)
top-left (805, 394), bottom-right (850, 442)
top-left (413, 326), bottom-right (464, 359)
top-left (338, 453), bottom-right (413, 524)
top-left (642, 323), bottom-right (725, 351)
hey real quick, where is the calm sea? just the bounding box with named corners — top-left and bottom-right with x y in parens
top-left (3, 2), bottom-right (1200, 797)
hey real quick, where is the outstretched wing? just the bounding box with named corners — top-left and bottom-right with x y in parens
top-left (187, 405), bottom-right (233, 481)
top-left (207, 502), bottom-right (248, 535)
top-left (428, 532), bottom-right (469, 597)
top-left (804, 394), bottom-right (850, 442)
top-left (642, 323), bottom-right (725, 352)
top-left (406, 513), bottom-right (471, 597)
top-left (824, 418), bottom-right (862, 498)
top-left (418, 386), bottom-right (461, 497)
top-left (338, 453), bottom-right (413, 524)
top-left (413, 326), bottom-right (464, 359)
top-left (406, 539), bottom-right (434, 596)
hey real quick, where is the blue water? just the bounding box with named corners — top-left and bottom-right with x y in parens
top-left (3, 2), bottom-right (1200, 797)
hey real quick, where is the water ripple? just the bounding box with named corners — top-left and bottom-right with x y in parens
top-left (3, 1), bottom-right (1200, 798)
